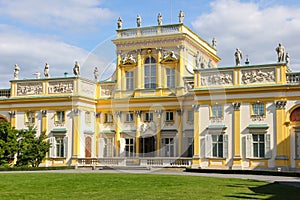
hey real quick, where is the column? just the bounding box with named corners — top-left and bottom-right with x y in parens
top-left (41, 110), bottom-right (47, 133)
top-left (155, 110), bottom-right (162, 156)
top-left (232, 102), bottom-right (241, 169)
top-left (115, 111), bottom-right (121, 156)
top-left (192, 104), bottom-right (201, 168)
top-left (72, 108), bottom-right (80, 164)
top-left (116, 51), bottom-right (122, 91)
top-left (137, 49), bottom-right (143, 89)
top-left (177, 109), bottom-right (183, 156)
top-left (95, 112), bottom-right (101, 157)
top-left (9, 111), bottom-right (16, 127)
top-left (157, 48), bottom-right (162, 89)
top-left (177, 45), bottom-right (185, 95)
top-left (275, 101), bottom-right (289, 167)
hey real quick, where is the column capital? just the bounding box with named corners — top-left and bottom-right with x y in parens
top-left (275, 101), bottom-right (287, 110)
top-left (176, 109), bottom-right (184, 115)
top-left (41, 110), bottom-right (47, 116)
top-left (8, 110), bottom-right (16, 118)
top-left (192, 104), bottom-right (200, 112)
top-left (135, 110), bottom-right (142, 117)
top-left (232, 102), bottom-right (241, 111)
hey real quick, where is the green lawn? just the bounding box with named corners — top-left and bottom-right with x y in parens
top-left (0, 172), bottom-right (299, 199)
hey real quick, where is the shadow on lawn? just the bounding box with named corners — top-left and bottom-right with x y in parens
top-left (224, 182), bottom-right (300, 199)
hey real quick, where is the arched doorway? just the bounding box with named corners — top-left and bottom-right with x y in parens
top-left (85, 137), bottom-right (92, 158)
top-left (290, 107), bottom-right (300, 122)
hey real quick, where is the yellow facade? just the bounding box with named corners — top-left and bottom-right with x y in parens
top-left (1, 18), bottom-right (300, 171)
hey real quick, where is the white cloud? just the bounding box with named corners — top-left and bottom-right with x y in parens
top-left (0, 25), bottom-right (116, 88)
top-left (0, 0), bottom-right (116, 31)
top-left (191, 0), bottom-right (300, 70)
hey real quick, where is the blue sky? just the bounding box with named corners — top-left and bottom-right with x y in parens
top-left (1, 0), bottom-right (300, 88)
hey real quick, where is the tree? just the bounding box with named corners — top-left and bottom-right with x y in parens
top-left (16, 127), bottom-right (51, 167)
top-left (0, 122), bottom-right (18, 166)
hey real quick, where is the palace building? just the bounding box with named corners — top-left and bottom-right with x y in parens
top-left (1, 12), bottom-right (300, 171)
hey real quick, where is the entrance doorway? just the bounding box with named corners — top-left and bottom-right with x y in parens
top-left (140, 136), bottom-right (155, 157)
top-left (85, 137), bottom-right (92, 158)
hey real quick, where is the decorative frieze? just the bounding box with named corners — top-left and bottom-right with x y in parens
top-left (100, 85), bottom-right (114, 97)
top-left (48, 81), bottom-right (73, 94)
top-left (200, 71), bottom-right (233, 86)
top-left (17, 82), bottom-right (43, 96)
top-left (241, 68), bottom-right (275, 84)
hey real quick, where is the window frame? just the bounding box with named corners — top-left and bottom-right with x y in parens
top-left (144, 112), bottom-right (153, 122)
top-left (165, 111), bottom-right (174, 122)
top-left (210, 105), bottom-right (223, 119)
top-left (125, 112), bottom-right (134, 123)
top-left (55, 111), bottom-right (65, 125)
top-left (144, 57), bottom-right (157, 89)
top-left (166, 67), bottom-right (175, 88)
top-left (187, 110), bottom-right (194, 122)
top-left (105, 113), bottom-right (113, 123)
top-left (251, 103), bottom-right (265, 117)
top-left (125, 71), bottom-right (134, 90)
top-left (25, 111), bottom-right (35, 125)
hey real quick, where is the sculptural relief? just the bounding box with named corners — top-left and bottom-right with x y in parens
top-left (48, 81), bottom-right (74, 94)
top-left (241, 69), bottom-right (275, 84)
top-left (17, 82), bottom-right (43, 96)
top-left (101, 85), bottom-right (114, 96)
top-left (201, 72), bottom-right (233, 86)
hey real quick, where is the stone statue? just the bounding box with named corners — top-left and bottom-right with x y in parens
top-left (179, 10), bottom-right (184, 23)
top-left (44, 63), bottom-right (50, 77)
top-left (195, 51), bottom-right (201, 68)
top-left (73, 61), bottom-right (80, 76)
top-left (14, 64), bottom-right (20, 79)
top-left (94, 67), bottom-right (99, 80)
top-left (117, 17), bottom-right (122, 29)
top-left (276, 43), bottom-right (285, 62)
top-left (137, 15), bottom-right (141, 27)
top-left (235, 48), bottom-right (243, 66)
top-left (157, 13), bottom-right (162, 26)
top-left (212, 38), bottom-right (217, 48)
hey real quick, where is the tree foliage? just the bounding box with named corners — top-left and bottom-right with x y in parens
top-left (0, 123), bottom-right (51, 168)
top-left (16, 126), bottom-right (51, 167)
top-left (0, 122), bottom-right (18, 166)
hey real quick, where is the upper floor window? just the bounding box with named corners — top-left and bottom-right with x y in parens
top-left (165, 111), bottom-right (174, 122)
top-left (145, 112), bottom-right (153, 122)
top-left (166, 68), bottom-right (175, 88)
top-left (144, 57), bottom-right (156, 89)
top-left (211, 105), bottom-right (223, 119)
top-left (252, 103), bottom-right (265, 116)
top-left (105, 113), bottom-right (113, 123)
top-left (126, 71), bottom-right (134, 90)
top-left (25, 111), bottom-right (35, 125)
top-left (55, 111), bottom-right (65, 124)
top-left (187, 110), bottom-right (194, 122)
top-left (126, 112), bottom-right (134, 123)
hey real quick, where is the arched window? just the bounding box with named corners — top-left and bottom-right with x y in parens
top-left (290, 107), bottom-right (300, 122)
top-left (144, 57), bottom-right (156, 89)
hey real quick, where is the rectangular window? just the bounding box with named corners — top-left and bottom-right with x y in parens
top-left (125, 138), bottom-right (135, 157)
top-left (25, 111), bottom-right (35, 125)
top-left (55, 111), bottom-right (65, 124)
top-left (165, 111), bottom-right (174, 122)
top-left (126, 112), bottom-right (134, 122)
top-left (56, 138), bottom-right (65, 158)
top-left (187, 110), bottom-right (194, 122)
top-left (126, 71), bottom-right (134, 90)
top-left (145, 112), bottom-right (153, 122)
top-left (252, 103), bottom-right (265, 116)
top-left (144, 65), bottom-right (156, 89)
top-left (162, 138), bottom-right (175, 157)
top-left (253, 134), bottom-right (265, 158)
top-left (105, 113), bottom-right (113, 123)
top-left (212, 135), bottom-right (223, 158)
top-left (104, 138), bottom-right (114, 157)
top-left (166, 68), bottom-right (175, 88)
top-left (211, 105), bottom-right (223, 118)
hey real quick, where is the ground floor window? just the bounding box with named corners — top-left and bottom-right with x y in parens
top-left (212, 135), bottom-right (223, 158)
top-left (125, 138), bottom-right (135, 157)
top-left (104, 138), bottom-right (114, 157)
top-left (161, 138), bottom-right (175, 157)
top-left (205, 134), bottom-right (228, 158)
top-left (49, 136), bottom-right (67, 158)
top-left (246, 133), bottom-right (270, 158)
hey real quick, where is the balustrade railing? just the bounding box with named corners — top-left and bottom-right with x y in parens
top-left (287, 72), bottom-right (300, 84)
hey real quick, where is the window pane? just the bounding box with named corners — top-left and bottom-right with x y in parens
top-left (253, 143), bottom-right (258, 157)
top-left (259, 143), bottom-right (265, 157)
